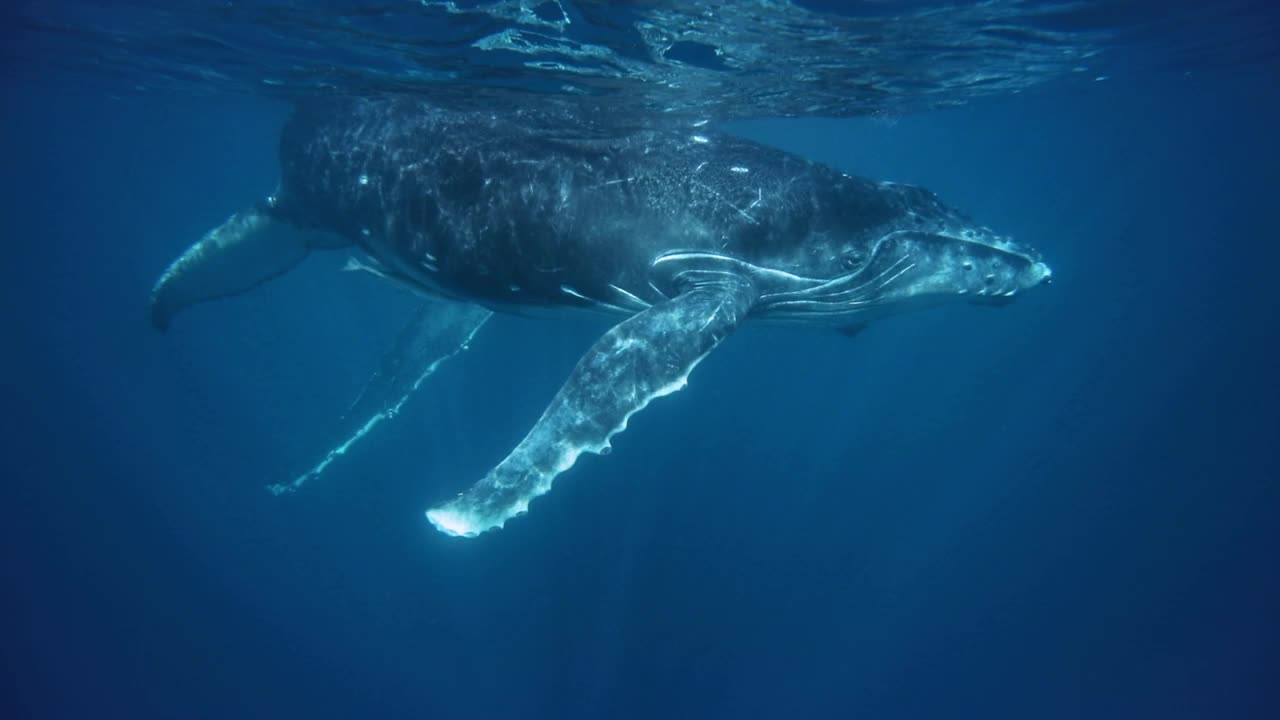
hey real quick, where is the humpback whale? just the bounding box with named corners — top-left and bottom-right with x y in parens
top-left (151, 98), bottom-right (1051, 538)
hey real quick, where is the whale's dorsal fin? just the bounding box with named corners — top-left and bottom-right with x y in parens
top-left (149, 206), bottom-right (346, 331)
top-left (426, 276), bottom-right (757, 537)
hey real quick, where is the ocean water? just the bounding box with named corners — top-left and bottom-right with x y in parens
top-left (3, 2), bottom-right (1278, 718)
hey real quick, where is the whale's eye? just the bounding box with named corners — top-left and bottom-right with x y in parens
top-left (840, 251), bottom-right (865, 271)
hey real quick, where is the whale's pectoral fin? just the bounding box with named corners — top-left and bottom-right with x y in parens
top-left (426, 276), bottom-right (757, 537)
top-left (149, 206), bottom-right (343, 331)
top-left (268, 299), bottom-right (492, 496)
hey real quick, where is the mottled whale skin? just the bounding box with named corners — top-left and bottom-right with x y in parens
top-left (151, 98), bottom-right (1051, 537)
top-left (267, 99), bottom-right (1046, 319)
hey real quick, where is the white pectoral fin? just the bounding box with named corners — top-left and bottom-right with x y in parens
top-left (149, 207), bottom-right (337, 331)
top-left (426, 276), bottom-right (757, 538)
top-left (268, 299), bottom-right (492, 496)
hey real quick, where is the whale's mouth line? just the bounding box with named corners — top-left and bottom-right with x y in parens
top-left (761, 256), bottom-right (918, 316)
top-left (654, 232), bottom-right (914, 301)
top-left (654, 238), bottom-right (920, 317)
top-left (762, 252), bottom-right (913, 305)
top-left (755, 232), bottom-right (923, 314)
top-left (652, 229), bottom-right (1040, 318)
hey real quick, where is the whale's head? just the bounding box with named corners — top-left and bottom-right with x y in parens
top-left (748, 181), bottom-right (1052, 320)
top-left (827, 227), bottom-right (1052, 309)
top-left (651, 178), bottom-right (1050, 321)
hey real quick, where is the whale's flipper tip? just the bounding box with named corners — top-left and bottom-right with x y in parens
top-left (425, 505), bottom-right (486, 538)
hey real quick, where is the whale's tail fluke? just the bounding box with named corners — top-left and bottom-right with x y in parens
top-left (149, 205), bottom-right (343, 331)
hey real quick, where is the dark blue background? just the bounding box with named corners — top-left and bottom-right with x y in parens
top-left (3, 65), bottom-right (1277, 716)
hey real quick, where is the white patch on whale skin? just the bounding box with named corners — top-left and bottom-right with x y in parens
top-left (560, 284), bottom-right (590, 301)
top-left (342, 255), bottom-right (395, 281)
top-left (654, 251), bottom-right (815, 288)
top-left (608, 283), bottom-right (651, 310)
top-left (559, 284), bottom-right (630, 314)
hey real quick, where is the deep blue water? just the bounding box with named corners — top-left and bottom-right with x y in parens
top-left (4, 4), bottom-right (1280, 719)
